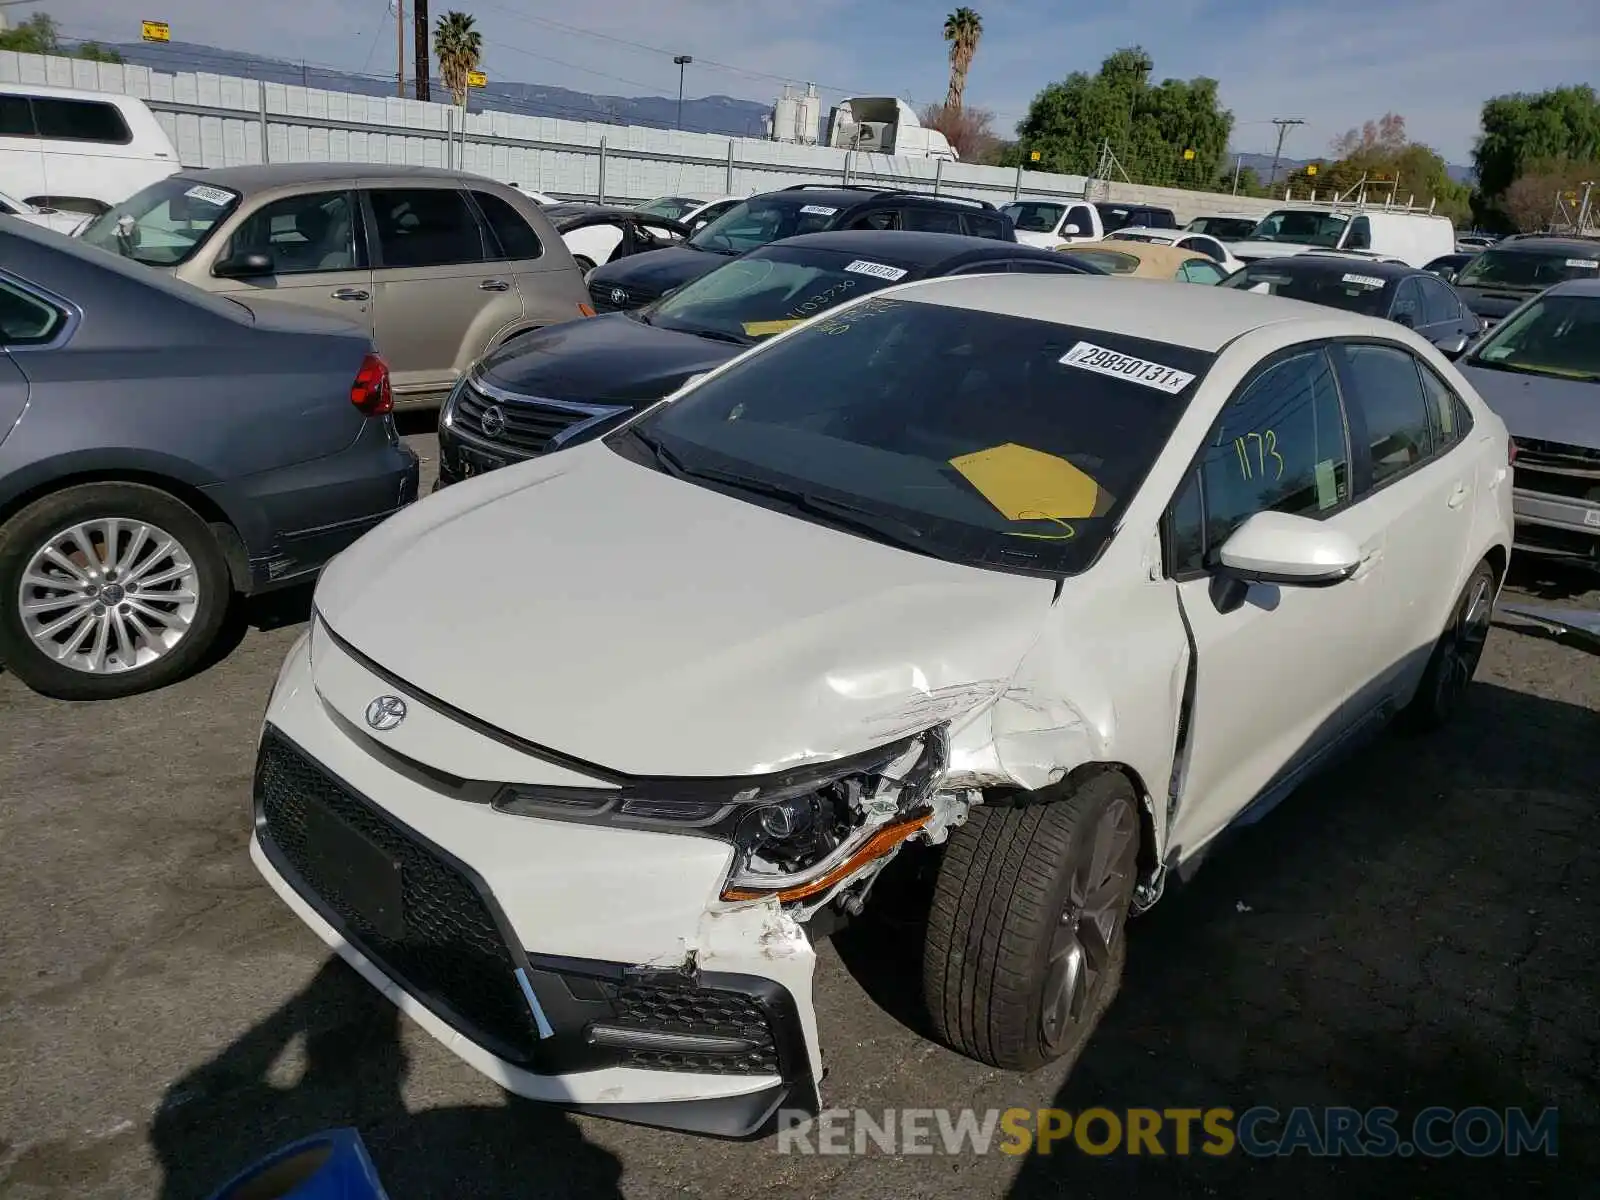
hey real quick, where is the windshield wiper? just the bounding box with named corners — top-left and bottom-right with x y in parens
top-left (1469, 359), bottom-right (1599, 382)
top-left (685, 327), bottom-right (750, 346)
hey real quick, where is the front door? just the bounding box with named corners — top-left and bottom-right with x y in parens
top-left (1165, 345), bottom-right (1387, 858)
top-left (201, 188), bottom-right (374, 340)
top-left (365, 185), bottom-right (521, 406)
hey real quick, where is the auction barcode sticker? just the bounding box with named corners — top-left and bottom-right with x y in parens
top-left (1565, 258), bottom-right (1598, 269)
top-left (184, 184), bottom-right (235, 207)
top-left (844, 259), bottom-right (908, 281)
top-left (1342, 273), bottom-right (1386, 288)
top-left (1059, 341), bottom-right (1196, 395)
top-left (800, 205), bottom-right (838, 216)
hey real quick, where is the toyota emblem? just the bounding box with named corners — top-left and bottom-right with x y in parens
top-left (479, 404), bottom-right (507, 439)
top-left (610, 287), bottom-right (628, 307)
top-left (365, 695), bottom-right (408, 731)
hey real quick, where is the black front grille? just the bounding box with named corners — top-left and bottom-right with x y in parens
top-left (256, 732), bottom-right (542, 1066)
top-left (588, 278), bottom-right (655, 312)
top-left (605, 982), bottom-right (781, 1075)
top-left (451, 383), bottom-right (589, 457)
top-left (1515, 438), bottom-right (1600, 502)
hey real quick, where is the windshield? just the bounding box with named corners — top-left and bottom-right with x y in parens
top-left (78, 176), bottom-right (240, 266)
top-left (1246, 209), bottom-right (1349, 248)
top-left (617, 296), bottom-right (1212, 577)
top-left (1220, 263), bottom-right (1394, 316)
top-left (1001, 202), bottom-right (1066, 234)
top-left (1455, 247), bottom-right (1600, 291)
top-left (1187, 216), bottom-right (1258, 240)
top-left (644, 247), bottom-right (916, 344)
top-left (1466, 292), bottom-right (1600, 381)
top-left (689, 196), bottom-right (841, 254)
top-left (638, 195), bottom-right (700, 221)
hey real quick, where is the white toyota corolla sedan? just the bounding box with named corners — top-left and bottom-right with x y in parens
top-left (251, 276), bottom-right (1514, 1136)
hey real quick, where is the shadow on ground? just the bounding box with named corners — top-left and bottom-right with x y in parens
top-left (837, 679), bottom-right (1598, 1199)
top-left (150, 960), bottom-right (622, 1200)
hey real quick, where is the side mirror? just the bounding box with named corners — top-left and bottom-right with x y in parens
top-left (1435, 333), bottom-right (1469, 359)
top-left (1062, 223), bottom-right (1081, 236)
top-left (1211, 511), bottom-right (1361, 610)
top-left (214, 251), bottom-right (274, 279)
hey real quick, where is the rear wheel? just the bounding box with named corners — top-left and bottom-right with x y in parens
top-left (573, 255), bottom-right (596, 274)
top-left (923, 772), bottom-right (1141, 1072)
top-left (0, 483), bottom-right (231, 700)
top-left (1402, 559), bottom-right (1496, 731)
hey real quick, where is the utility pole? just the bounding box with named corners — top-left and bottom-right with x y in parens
top-left (414, 0), bottom-right (430, 101)
top-left (1266, 117), bottom-right (1304, 192)
top-left (393, 0), bottom-right (405, 98)
top-left (1232, 153), bottom-right (1242, 196)
top-left (674, 55), bottom-right (693, 130)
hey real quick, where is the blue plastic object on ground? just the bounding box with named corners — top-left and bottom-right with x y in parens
top-left (204, 1128), bottom-right (390, 1200)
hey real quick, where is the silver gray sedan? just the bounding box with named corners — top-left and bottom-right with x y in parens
top-left (0, 219), bottom-right (419, 700)
top-left (1455, 276), bottom-right (1600, 564)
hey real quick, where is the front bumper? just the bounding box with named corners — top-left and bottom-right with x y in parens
top-left (250, 630), bottom-right (822, 1136)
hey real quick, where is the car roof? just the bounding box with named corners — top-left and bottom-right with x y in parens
top-left (171, 162), bottom-right (483, 192)
top-left (1243, 254), bottom-right (1415, 280)
top-left (0, 81), bottom-right (145, 105)
top-left (1113, 226), bottom-right (1189, 240)
top-left (888, 273), bottom-right (1361, 352)
top-left (1545, 276), bottom-right (1600, 297)
top-left (755, 185), bottom-right (996, 212)
top-left (759, 230), bottom-right (1044, 267)
top-left (1484, 237), bottom-right (1600, 256)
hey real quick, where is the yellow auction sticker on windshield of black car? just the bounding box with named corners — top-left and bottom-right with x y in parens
top-left (1059, 341), bottom-right (1195, 394)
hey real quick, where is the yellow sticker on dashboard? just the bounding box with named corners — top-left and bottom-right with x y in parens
top-left (950, 443), bottom-right (1104, 522)
top-left (741, 318), bottom-right (805, 337)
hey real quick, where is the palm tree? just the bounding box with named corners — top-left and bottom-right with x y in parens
top-left (434, 11), bottom-right (483, 108)
top-left (413, 0), bottom-right (430, 101)
top-left (942, 8), bottom-right (983, 115)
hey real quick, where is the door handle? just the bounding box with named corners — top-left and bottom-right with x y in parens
top-left (1447, 484), bottom-right (1469, 509)
top-left (331, 287), bottom-right (370, 301)
top-left (479, 279), bottom-right (511, 291)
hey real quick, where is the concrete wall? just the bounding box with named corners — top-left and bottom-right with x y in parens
top-left (1096, 181), bottom-right (1284, 225)
top-left (2, 49), bottom-right (1279, 223)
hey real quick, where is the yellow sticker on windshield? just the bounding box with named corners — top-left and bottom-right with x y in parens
top-left (741, 318), bottom-right (805, 337)
top-left (950, 443), bottom-right (1105, 522)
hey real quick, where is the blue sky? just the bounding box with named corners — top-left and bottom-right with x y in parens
top-left (35, 0), bottom-right (1600, 164)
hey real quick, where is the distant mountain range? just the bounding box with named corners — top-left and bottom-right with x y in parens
top-left (1230, 150), bottom-right (1475, 187)
top-left (104, 40), bottom-right (776, 138)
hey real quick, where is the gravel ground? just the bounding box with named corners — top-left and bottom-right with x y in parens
top-left (1, 425), bottom-right (1596, 1199)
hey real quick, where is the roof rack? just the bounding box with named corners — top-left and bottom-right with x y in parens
top-left (779, 183), bottom-right (889, 193)
top-left (874, 189), bottom-right (996, 210)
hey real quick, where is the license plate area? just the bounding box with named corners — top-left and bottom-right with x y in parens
top-left (457, 444), bottom-right (508, 479)
top-left (302, 800), bottom-right (407, 940)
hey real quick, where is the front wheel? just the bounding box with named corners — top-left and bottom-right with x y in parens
top-left (923, 772), bottom-right (1141, 1072)
top-left (573, 255), bottom-right (596, 274)
top-left (0, 483), bottom-right (232, 700)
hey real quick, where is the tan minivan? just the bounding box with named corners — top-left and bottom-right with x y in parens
top-left (75, 163), bottom-right (594, 408)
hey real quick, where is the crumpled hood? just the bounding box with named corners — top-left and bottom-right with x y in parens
top-left (1458, 365), bottom-right (1600, 451)
top-left (314, 442), bottom-right (1056, 777)
top-left (476, 311), bottom-right (736, 404)
top-left (586, 245), bottom-right (727, 299)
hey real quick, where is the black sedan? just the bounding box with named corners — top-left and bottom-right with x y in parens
top-left (435, 230), bottom-right (1106, 488)
top-left (1220, 255), bottom-right (1481, 355)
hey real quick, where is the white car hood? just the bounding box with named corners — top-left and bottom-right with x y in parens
top-left (1228, 240), bottom-right (1314, 261)
top-left (315, 443), bottom-right (1057, 777)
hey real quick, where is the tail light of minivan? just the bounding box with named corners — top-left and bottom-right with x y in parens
top-left (351, 353), bottom-right (393, 416)
top-left (1508, 437), bottom-right (1518, 467)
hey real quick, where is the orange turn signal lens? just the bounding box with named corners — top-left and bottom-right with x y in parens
top-left (578, 303), bottom-right (596, 318)
top-left (720, 811), bottom-right (932, 904)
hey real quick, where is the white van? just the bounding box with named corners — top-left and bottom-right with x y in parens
top-left (0, 83), bottom-right (179, 216)
top-left (1228, 205), bottom-right (1455, 269)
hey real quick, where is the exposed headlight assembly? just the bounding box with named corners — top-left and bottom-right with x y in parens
top-left (493, 726), bottom-right (950, 905)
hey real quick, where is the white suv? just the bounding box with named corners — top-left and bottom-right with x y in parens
top-left (251, 277), bottom-right (1513, 1136)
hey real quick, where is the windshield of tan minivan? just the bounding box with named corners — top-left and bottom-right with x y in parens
top-left (79, 176), bottom-right (240, 266)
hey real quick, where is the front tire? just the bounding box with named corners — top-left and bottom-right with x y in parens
top-left (923, 772), bottom-right (1141, 1072)
top-left (1401, 558), bottom-right (1496, 732)
top-left (0, 483), bottom-right (232, 700)
top-left (573, 255), bottom-right (596, 274)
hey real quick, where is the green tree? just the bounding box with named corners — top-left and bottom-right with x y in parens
top-left (1008, 47), bottom-right (1232, 185)
top-left (1473, 86), bottom-right (1600, 217)
top-left (941, 8), bottom-right (983, 116)
top-left (432, 11), bottom-right (483, 109)
top-left (1281, 113), bottom-right (1471, 225)
top-left (0, 13), bottom-right (123, 62)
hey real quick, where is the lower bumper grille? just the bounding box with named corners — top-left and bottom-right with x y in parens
top-left (606, 982), bottom-right (781, 1075)
top-left (255, 730), bottom-right (544, 1066)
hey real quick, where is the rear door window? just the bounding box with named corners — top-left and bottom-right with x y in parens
top-left (31, 97), bottom-right (132, 144)
top-left (962, 211), bottom-right (1007, 240)
top-left (1339, 343), bottom-right (1435, 488)
top-left (845, 210), bottom-right (900, 231)
top-left (472, 190), bottom-right (544, 260)
top-left (0, 94), bottom-right (36, 137)
top-left (902, 207), bottom-right (963, 234)
top-left (1417, 275), bottom-right (1460, 327)
top-left (367, 188), bottom-right (488, 268)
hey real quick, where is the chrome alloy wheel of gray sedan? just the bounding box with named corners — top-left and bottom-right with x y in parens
top-left (18, 516), bottom-right (201, 675)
